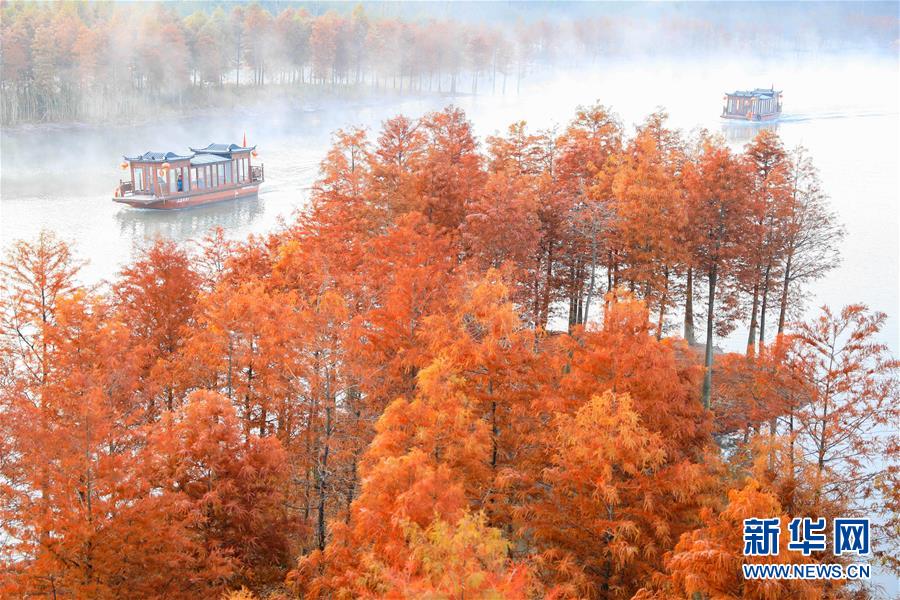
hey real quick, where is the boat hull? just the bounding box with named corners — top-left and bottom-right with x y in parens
top-left (113, 183), bottom-right (260, 209)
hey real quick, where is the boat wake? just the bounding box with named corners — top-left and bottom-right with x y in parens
top-left (777, 109), bottom-right (897, 123)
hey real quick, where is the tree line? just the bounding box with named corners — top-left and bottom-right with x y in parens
top-left (3, 1), bottom-right (896, 126)
top-left (1, 104), bottom-right (897, 598)
top-left (1, 1), bottom-right (551, 125)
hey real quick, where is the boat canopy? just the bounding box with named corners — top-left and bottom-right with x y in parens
top-left (189, 143), bottom-right (255, 156)
top-left (725, 88), bottom-right (780, 99)
top-left (124, 143), bottom-right (254, 164)
top-left (123, 151), bottom-right (191, 162)
top-left (190, 153), bottom-right (233, 166)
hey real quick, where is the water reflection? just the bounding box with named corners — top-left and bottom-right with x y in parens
top-left (719, 120), bottom-right (779, 145)
top-left (114, 194), bottom-right (266, 240)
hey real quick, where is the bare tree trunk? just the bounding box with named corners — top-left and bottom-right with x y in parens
top-left (747, 278), bottom-right (759, 355)
top-left (778, 253), bottom-right (792, 335)
top-left (701, 265), bottom-right (717, 410)
top-left (758, 264), bottom-right (772, 349)
top-left (316, 372), bottom-right (333, 551)
top-left (684, 267), bottom-right (695, 345)
top-left (583, 219), bottom-right (599, 324)
top-left (656, 266), bottom-right (669, 341)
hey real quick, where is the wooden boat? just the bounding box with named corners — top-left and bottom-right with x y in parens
top-left (114, 142), bottom-right (263, 209)
top-left (721, 87), bottom-right (782, 121)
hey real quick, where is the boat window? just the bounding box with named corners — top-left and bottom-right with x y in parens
top-left (197, 166), bottom-right (206, 189)
top-left (156, 169), bottom-right (166, 193)
top-left (169, 170), bottom-right (177, 193)
top-left (134, 167), bottom-right (144, 191)
top-left (225, 161), bottom-right (233, 185)
top-left (218, 164), bottom-right (226, 186)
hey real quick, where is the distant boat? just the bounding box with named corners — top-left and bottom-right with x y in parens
top-left (114, 142), bottom-right (264, 209)
top-left (721, 87), bottom-right (782, 121)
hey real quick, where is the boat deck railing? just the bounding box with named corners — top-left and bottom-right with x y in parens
top-left (118, 164), bottom-right (264, 199)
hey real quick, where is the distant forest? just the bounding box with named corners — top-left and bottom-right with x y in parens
top-left (1, 1), bottom-right (897, 125)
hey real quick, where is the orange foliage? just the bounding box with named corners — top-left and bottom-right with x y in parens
top-left (643, 479), bottom-right (840, 599)
top-left (1, 103), bottom-right (889, 599)
top-left (512, 295), bottom-right (719, 598)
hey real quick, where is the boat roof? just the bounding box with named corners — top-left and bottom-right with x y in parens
top-left (123, 151), bottom-right (191, 162)
top-left (190, 153), bottom-right (232, 166)
top-left (726, 88), bottom-right (781, 98)
top-left (189, 143), bottom-right (255, 155)
top-left (124, 142), bottom-right (255, 163)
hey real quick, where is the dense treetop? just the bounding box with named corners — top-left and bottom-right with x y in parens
top-left (1, 104), bottom-right (897, 598)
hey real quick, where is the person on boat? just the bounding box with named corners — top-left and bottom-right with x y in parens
top-left (177, 173), bottom-right (184, 192)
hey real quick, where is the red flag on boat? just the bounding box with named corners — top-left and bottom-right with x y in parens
top-left (243, 132), bottom-right (247, 148)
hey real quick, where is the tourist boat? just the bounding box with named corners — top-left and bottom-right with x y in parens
top-left (114, 141), bottom-right (263, 209)
top-left (721, 87), bottom-right (782, 121)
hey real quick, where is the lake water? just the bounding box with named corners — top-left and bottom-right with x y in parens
top-left (2, 54), bottom-right (897, 350)
top-left (1, 53), bottom-right (898, 594)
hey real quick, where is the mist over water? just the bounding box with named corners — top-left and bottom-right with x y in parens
top-left (1, 53), bottom-right (898, 360)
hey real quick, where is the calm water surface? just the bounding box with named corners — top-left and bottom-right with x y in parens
top-left (2, 54), bottom-right (897, 350)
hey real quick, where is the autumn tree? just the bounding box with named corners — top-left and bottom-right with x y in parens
top-left (775, 146), bottom-right (844, 337)
top-left (113, 239), bottom-right (200, 417)
top-left (483, 120), bottom-right (559, 329)
top-left (0, 231), bottom-right (85, 595)
top-left (360, 512), bottom-right (532, 598)
top-left (309, 11), bottom-right (348, 85)
top-left (242, 4), bottom-right (273, 86)
top-left (792, 304), bottom-right (898, 510)
top-left (369, 114), bottom-right (427, 218)
top-left (711, 340), bottom-right (807, 448)
top-left (741, 129), bottom-right (792, 354)
top-left (554, 103), bottom-right (622, 328)
top-left (288, 347), bottom-right (493, 597)
top-left (637, 479), bottom-right (839, 600)
top-left (288, 273), bottom-right (541, 597)
top-left (531, 390), bottom-right (669, 597)
top-left (0, 292), bottom-right (144, 598)
top-left (145, 390), bottom-right (295, 592)
top-left (417, 106), bottom-right (485, 231)
top-left (515, 295), bottom-right (717, 598)
top-left (612, 111), bottom-right (687, 338)
top-left (348, 214), bottom-right (460, 407)
top-left (464, 121), bottom-right (544, 310)
top-left (683, 134), bottom-right (753, 408)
